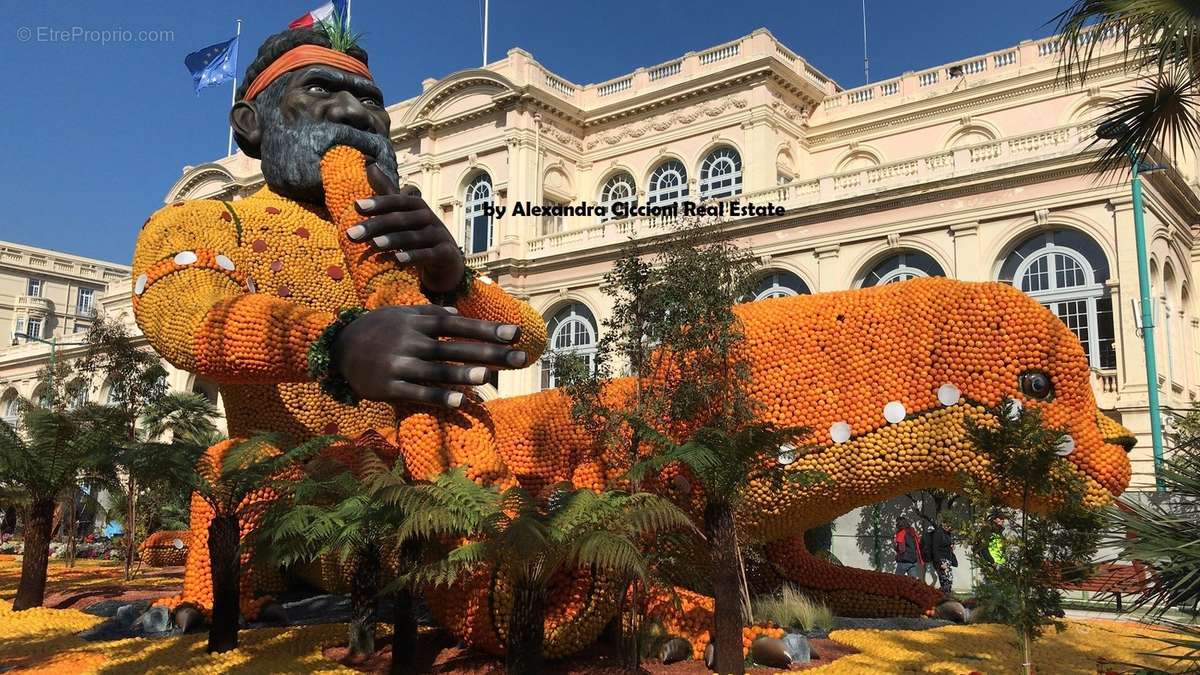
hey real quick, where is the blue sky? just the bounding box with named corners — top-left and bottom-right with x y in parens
top-left (0, 1), bottom-right (1063, 264)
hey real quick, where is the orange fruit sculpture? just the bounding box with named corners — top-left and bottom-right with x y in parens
top-left (131, 145), bottom-right (1134, 661)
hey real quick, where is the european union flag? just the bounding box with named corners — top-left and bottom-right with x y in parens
top-left (185, 36), bottom-right (239, 95)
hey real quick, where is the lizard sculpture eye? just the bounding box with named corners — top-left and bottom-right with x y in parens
top-left (1018, 371), bottom-right (1053, 400)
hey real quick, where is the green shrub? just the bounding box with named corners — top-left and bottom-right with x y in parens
top-left (752, 585), bottom-right (834, 633)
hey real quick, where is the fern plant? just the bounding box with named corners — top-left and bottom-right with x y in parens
top-left (185, 433), bottom-right (333, 654)
top-left (380, 468), bottom-right (693, 675)
top-left (257, 448), bottom-right (407, 663)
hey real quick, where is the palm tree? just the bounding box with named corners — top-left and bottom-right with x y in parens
top-left (1105, 410), bottom-right (1200, 669)
top-left (627, 422), bottom-right (817, 675)
top-left (256, 447), bottom-right (402, 662)
top-left (1055, 1), bottom-right (1200, 173)
top-left (187, 434), bottom-right (332, 653)
top-left (0, 401), bottom-right (123, 609)
top-left (386, 468), bottom-right (693, 675)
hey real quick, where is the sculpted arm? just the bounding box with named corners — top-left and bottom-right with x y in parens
top-left (132, 202), bottom-right (334, 384)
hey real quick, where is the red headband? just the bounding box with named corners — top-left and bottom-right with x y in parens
top-left (243, 44), bottom-right (373, 101)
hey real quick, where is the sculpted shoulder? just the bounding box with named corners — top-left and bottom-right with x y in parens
top-left (133, 199), bottom-right (241, 273)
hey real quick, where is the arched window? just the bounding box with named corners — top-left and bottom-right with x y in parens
top-left (998, 229), bottom-right (1116, 370)
top-left (1, 392), bottom-right (19, 427)
top-left (539, 303), bottom-right (598, 390)
top-left (599, 172), bottom-right (637, 222)
top-left (647, 160), bottom-right (688, 207)
top-left (699, 147), bottom-right (743, 200)
top-left (860, 251), bottom-right (945, 287)
top-left (463, 173), bottom-right (493, 254)
top-left (740, 271), bottom-right (811, 302)
top-left (67, 381), bottom-right (88, 410)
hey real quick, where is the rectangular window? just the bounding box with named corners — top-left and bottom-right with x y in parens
top-left (25, 317), bottom-right (43, 339)
top-left (14, 318), bottom-right (24, 338)
top-left (541, 201), bottom-right (564, 236)
top-left (73, 322), bottom-right (88, 334)
top-left (27, 278), bottom-right (41, 297)
top-left (470, 213), bottom-right (491, 254)
top-left (76, 288), bottom-right (94, 315)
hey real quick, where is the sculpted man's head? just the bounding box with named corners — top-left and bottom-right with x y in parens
top-left (230, 27), bottom-right (399, 205)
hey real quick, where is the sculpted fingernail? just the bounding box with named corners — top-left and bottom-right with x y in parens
top-left (507, 350), bottom-right (527, 367)
top-left (469, 367), bottom-right (487, 384)
top-left (372, 235), bottom-right (389, 247)
top-left (355, 198), bottom-right (375, 211)
top-left (496, 325), bottom-right (518, 342)
top-left (346, 225), bottom-right (365, 240)
top-left (446, 392), bottom-right (464, 408)
top-left (395, 251), bottom-right (411, 263)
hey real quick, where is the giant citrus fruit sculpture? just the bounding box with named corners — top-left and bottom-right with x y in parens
top-left (132, 145), bottom-right (1134, 661)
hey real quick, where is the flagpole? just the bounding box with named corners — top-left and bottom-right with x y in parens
top-left (482, 0), bottom-right (488, 67)
top-left (228, 18), bottom-right (242, 156)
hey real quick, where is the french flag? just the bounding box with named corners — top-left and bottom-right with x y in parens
top-left (288, 0), bottom-right (348, 29)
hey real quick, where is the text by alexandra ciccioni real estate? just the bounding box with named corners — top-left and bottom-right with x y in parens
top-left (481, 200), bottom-right (787, 221)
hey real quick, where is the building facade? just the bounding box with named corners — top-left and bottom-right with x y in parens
top-left (6, 27), bottom-right (1196, 588)
top-left (0, 241), bottom-right (223, 430)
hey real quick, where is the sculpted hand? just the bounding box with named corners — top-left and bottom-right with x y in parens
top-left (347, 163), bottom-right (466, 294)
top-left (331, 305), bottom-right (526, 407)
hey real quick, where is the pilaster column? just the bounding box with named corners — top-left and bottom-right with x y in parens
top-left (815, 244), bottom-right (840, 292)
top-left (1109, 196), bottom-right (1148, 397)
top-left (741, 110), bottom-right (775, 191)
top-left (949, 221), bottom-right (980, 281)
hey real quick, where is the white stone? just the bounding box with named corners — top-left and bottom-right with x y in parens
top-left (215, 254), bottom-right (236, 271)
top-left (937, 383), bottom-right (961, 407)
top-left (246, 276), bottom-right (257, 293)
top-left (173, 250), bottom-right (198, 266)
top-left (1007, 399), bottom-right (1023, 420)
top-left (830, 421), bottom-right (852, 443)
top-left (1055, 435), bottom-right (1076, 456)
top-left (884, 401), bottom-right (906, 424)
top-left (134, 274), bottom-right (147, 295)
top-left (777, 443), bottom-right (797, 465)
top-left (478, 275), bottom-right (494, 285)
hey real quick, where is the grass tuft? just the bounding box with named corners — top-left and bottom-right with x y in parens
top-left (752, 584), bottom-right (834, 633)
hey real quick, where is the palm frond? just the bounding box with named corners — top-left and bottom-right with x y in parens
top-left (1091, 71), bottom-right (1200, 173)
top-left (1055, 0), bottom-right (1200, 84)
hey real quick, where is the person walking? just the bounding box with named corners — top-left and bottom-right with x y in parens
top-left (893, 516), bottom-right (923, 578)
top-left (921, 521), bottom-right (958, 594)
top-left (982, 511), bottom-right (1008, 566)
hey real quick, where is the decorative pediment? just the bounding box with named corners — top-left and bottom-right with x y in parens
top-left (400, 70), bottom-right (519, 129)
top-left (167, 164), bottom-right (238, 202)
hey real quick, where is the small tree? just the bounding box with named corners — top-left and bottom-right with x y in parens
top-left (560, 218), bottom-right (818, 675)
top-left (78, 316), bottom-right (169, 580)
top-left (0, 363), bottom-right (123, 609)
top-left (187, 434), bottom-right (331, 653)
top-left (964, 398), bottom-right (1104, 675)
top-left (389, 468), bottom-right (692, 675)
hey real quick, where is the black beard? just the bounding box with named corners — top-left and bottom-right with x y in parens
top-left (258, 106), bottom-right (399, 206)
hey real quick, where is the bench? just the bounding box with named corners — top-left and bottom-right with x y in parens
top-left (1059, 562), bottom-right (1150, 612)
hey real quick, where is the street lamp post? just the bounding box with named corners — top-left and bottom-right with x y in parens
top-left (1096, 122), bottom-right (1167, 492)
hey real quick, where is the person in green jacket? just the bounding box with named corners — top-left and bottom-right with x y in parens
top-left (984, 511), bottom-right (1008, 566)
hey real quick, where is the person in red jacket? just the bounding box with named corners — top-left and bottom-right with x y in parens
top-left (893, 516), bottom-right (924, 578)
